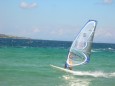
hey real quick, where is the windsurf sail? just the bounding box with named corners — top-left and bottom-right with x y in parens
top-left (66, 20), bottom-right (97, 66)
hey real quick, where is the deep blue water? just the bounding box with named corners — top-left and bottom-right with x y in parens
top-left (0, 38), bottom-right (115, 50)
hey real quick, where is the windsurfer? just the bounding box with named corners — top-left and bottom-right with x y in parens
top-left (64, 62), bottom-right (72, 70)
top-left (64, 52), bottom-right (73, 70)
top-left (64, 20), bottom-right (97, 70)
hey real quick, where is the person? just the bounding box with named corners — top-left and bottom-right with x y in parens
top-left (64, 52), bottom-right (73, 70)
top-left (64, 62), bottom-right (72, 70)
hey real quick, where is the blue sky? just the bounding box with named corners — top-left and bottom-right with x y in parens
top-left (0, 0), bottom-right (115, 43)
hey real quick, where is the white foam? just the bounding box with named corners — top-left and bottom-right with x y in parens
top-left (62, 75), bottom-right (91, 86)
top-left (71, 71), bottom-right (115, 78)
top-left (61, 72), bottom-right (115, 86)
top-left (91, 50), bottom-right (99, 52)
top-left (108, 72), bottom-right (115, 77)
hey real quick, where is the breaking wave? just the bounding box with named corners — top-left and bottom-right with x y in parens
top-left (71, 71), bottom-right (115, 78)
top-left (62, 75), bottom-right (91, 86)
top-left (92, 48), bottom-right (115, 52)
top-left (61, 71), bottom-right (115, 86)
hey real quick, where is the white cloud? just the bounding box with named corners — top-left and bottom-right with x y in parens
top-left (51, 29), bottom-right (65, 36)
top-left (104, 0), bottom-right (112, 4)
top-left (96, 0), bottom-right (113, 5)
top-left (20, 2), bottom-right (37, 9)
top-left (32, 28), bottom-right (41, 33)
top-left (94, 27), bottom-right (115, 43)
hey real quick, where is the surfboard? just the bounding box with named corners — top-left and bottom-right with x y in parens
top-left (51, 64), bottom-right (110, 78)
top-left (50, 64), bottom-right (113, 78)
top-left (50, 64), bottom-right (76, 74)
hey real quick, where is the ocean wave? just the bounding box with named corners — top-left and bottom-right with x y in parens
top-left (92, 48), bottom-right (115, 52)
top-left (71, 71), bottom-right (115, 78)
top-left (61, 71), bottom-right (115, 86)
top-left (91, 50), bottom-right (100, 52)
top-left (62, 75), bottom-right (91, 86)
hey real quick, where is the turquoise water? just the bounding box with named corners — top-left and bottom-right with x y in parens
top-left (0, 47), bottom-right (115, 86)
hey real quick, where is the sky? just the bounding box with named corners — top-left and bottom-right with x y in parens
top-left (0, 0), bottom-right (115, 43)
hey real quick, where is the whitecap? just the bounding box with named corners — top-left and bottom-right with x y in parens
top-left (65, 71), bottom-right (115, 78)
top-left (62, 75), bottom-right (91, 86)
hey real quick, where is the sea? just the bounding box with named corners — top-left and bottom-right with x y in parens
top-left (0, 38), bottom-right (115, 86)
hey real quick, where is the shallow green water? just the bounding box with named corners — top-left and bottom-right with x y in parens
top-left (0, 47), bottom-right (115, 86)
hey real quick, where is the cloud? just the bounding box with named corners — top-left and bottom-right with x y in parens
top-left (51, 29), bottom-right (65, 36)
top-left (20, 2), bottom-right (37, 9)
top-left (95, 0), bottom-right (113, 5)
top-left (94, 27), bottom-right (115, 43)
top-left (104, 0), bottom-right (112, 4)
top-left (32, 28), bottom-right (41, 33)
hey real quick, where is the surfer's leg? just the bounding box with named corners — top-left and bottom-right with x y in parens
top-left (64, 63), bottom-right (67, 68)
top-left (69, 67), bottom-right (72, 70)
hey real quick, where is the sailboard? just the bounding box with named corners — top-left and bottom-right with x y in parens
top-left (50, 64), bottom-right (76, 74)
top-left (66, 20), bottom-right (97, 67)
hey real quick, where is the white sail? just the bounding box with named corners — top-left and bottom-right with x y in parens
top-left (67, 20), bottom-right (97, 66)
